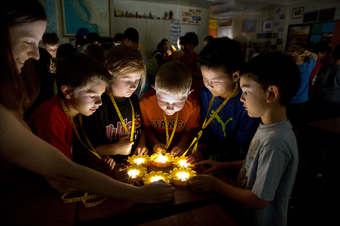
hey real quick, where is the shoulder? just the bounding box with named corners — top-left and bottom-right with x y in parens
top-left (186, 94), bottom-right (200, 110)
top-left (140, 90), bottom-right (157, 105)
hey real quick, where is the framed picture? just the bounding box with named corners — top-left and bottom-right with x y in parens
top-left (318, 8), bottom-right (336, 21)
top-left (291, 7), bottom-right (304, 19)
top-left (262, 20), bottom-right (273, 32)
top-left (286, 23), bottom-right (312, 50)
top-left (241, 18), bottom-right (258, 33)
top-left (61, 0), bottom-right (111, 37)
top-left (303, 10), bottom-right (318, 23)
top-left (219, 18), bottom-right (232, 27)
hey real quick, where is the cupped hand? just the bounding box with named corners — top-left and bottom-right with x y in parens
top-left (186, 151), bottom-right (205, 164)
top-left (112, 163), bottom-right (129, 183)
top-left (133, 145), bottom-right (148, 156)
top-left (188, 175), bottom-right (217, 192)
top-left (196, 159), bottom-right (225, 174)
top-left (115, 136), bottom-right (134, 155)
top-left (138, 182), bottom-right (175, 204)
top-left (101, 155), bottom-right (116, 171)
top-left (153, 143), bottom-right (166, 154)
top-left (170, 146), bottom-right (184, 156)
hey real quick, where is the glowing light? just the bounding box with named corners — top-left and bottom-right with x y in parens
top-left (128, 169), bottom-right (139, 179)
top-left (177, 172), bottom-right (189, 181)
top-left (134, 158), bottom-right (145, 165)
top-left (151, 176), bottom-right (164, 182)
top-left (179, 160), bottom-right (188, 168)
top-left (156, 155), bottom-right (168, 163)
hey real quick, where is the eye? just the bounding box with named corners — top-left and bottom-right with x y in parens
top-left (25, 41), bottom-right (33, 45)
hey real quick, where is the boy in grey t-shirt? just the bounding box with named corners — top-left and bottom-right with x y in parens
top-left (188, 52), bottom-right (301, 226)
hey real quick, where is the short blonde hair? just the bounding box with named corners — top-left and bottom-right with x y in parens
top-left (286, 45), bottom-right (304, 55)
top-left (155, 62), bottom-right (192, 96)
top-left (105, 45), bottom-right (146, 94)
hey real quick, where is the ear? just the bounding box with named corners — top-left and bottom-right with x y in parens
top-left (61, 85), bottom-right (72, 99)
top-left (107, 69), bottom-right (112, 74)
top-left (151, 85), bottom-right (156, 90)
top-left (232, 71), bottom-right (240, 82)
top-left (266, 85), bottom-right (279, 103)
top-left (187, 89), bottom-right (194, 96)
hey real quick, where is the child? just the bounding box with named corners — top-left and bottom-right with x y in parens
top-left (188, 38), bottom-right (259, 164)
top-left (1, 0), bottom-right (174, 204)
top-left (188, 52), bottom-right (301, 226)
top-left (27, 53), bottom-right (118, 193)
top-left (179, 32), bottom-right (203, 100)
top-left (286, 45), bottom-right (317, 138)
top-left (140, 61), bottom-right (200, 156)
top-left (79, 45), bottom-right (147, 165)
top-left (42, 32), bottom-right (60, 59)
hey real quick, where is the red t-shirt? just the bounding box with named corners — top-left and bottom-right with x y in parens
top-left (309, 60), bottom-right (323, 83)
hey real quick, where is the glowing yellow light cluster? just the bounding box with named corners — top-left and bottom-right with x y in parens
top-left (127, 155), bottom-right (151, 167)
top-left (150, 153), bottom-right (174, 167)
top-left (127, 165), bottom-right (147, 183)
top-left (169, 167), bottom-right (196, 186)
top-left (142, 171), bottom-right (171, 184)
top-left (172, 156), bottom-right (195, 168)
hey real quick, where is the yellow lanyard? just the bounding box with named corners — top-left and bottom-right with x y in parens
top-left (108, 91), bottom-right (135, 153)
top-left (182, 82), bottom-right (239, 156)
top-left (162, 111), bottom-right (179, 150)
top-left (60, 98), bottom-right (101, 159)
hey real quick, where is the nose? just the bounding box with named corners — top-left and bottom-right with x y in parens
top-left (29, 44), bottom-right (40, 60)
top-left (240, 93), bottom-right (245, 102)
top-left (204, 79), bottom-right (213, 89)
top-left (130, 80), bottom-right (139, 89)
top-left (166, 103), bottom-right (174, 110)
top-left (95, 97), bottom-right (103, 106)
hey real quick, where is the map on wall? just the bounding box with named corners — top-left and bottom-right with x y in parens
top-left (61, 0), bottom-right (110, 37)
top-left (38, 0), bottom-right (57, 33)
top-left (182, 7), bottom-right (201, 25)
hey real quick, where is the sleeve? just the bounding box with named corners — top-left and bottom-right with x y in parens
top-left (252, 147), bottom-right (290, 201)
top-left (30, 113), bottom-right (72, 160)
top-left (139, 98), bottom-right (152, 129)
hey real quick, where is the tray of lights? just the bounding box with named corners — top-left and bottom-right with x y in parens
top-left (169, 167), bottom-right (196, 186)
top-left (127, 165), bottom-right (147, 184)
top-left (172, 156), bottom-right (195, 169)
top-left (142, 171), bottom-right (171, 184)
top-left (150, 153), bottom-right (174, 168)
top-left (127, 155), bottom-right (151, 167)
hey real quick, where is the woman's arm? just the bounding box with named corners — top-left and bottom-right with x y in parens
top-left (0, 104), bottom-right (174, 203)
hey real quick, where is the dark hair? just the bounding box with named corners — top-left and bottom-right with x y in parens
top-left (75, 36), bottom-right (87, 48)
top-left (76, 27), bottom-right (89, 36)
top-left (179, 36), bottom-right (185, 45)
top-left (56, 53), bottom-right (112, 98)
top-left (87, 32), bottom-right (101, 44)
top-left (183, 32), bottom-right (198, 47)
top-left (123, 27), bottom-right (139, 43)
top-left (240, 52), bottom-right (301, 106)
top-left (113, 33), bottom-right (124, 44)
top-left (34, 48), bottom-right (51, 75)
top-left (312, 42), bottom-right (332, 54)
top-left (0, 0), bottom-right (47, 114)
top-left (198, 37), bottom-right (242, 76)
top-left (204, 35), bottom-right (214, 42)
top-left (83, 44), bottom-right (105, 64)
top-left (57, 43), bottom-right (76, 58)
top-left (334, 44), bottom-right (340, 60)
top-left (42, 33), bottom-right (59, 45)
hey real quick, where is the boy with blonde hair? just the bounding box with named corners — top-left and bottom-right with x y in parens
top-left (140, 61), bottom-right (200, 156)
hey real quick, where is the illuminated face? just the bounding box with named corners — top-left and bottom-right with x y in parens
top-left (71, 82), bottom-right (106, 116)
top-left (110, 70), bottom-right (142, 99)
top-left (201, 66), bottom-right (238, 99)
top-left (240, 76), bottom-right (268, 118)
top-left (9, 20), bottom-right (47, 73)
top-left (156, 90), bottom-right (187, 116)
top-left (44, 44), bottom-right (59, 58)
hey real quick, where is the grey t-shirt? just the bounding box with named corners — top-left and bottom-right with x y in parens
top-left (237, 121), bottom-right (298, 226)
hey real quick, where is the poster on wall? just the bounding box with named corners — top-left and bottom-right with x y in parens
top-left (303, 10), bottom-right (318, 23)
top-left (61, 0), bottom-right (111, 37)
top-left (182, 7), bottom-right (201, 25)
top-left (286, 23), bottom-right (312, 50)
top-left (241, 18), bottom-right (257, 33)
top-left (318, 8), bottom-right (336, 21)
top-left (219, 18), bottom-right (232, 27)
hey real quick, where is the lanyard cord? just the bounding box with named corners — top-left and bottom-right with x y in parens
top-left (162, 111), bottom-right (179, 150)
top-left (108, 91), bottom-right (135, 154)
top-left (60, 98), bottom-right (101, 159)
top-left (182, 82), bottom-right (239, 156)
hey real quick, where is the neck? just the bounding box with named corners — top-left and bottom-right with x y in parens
top-left (219, 83), bottom-right (240, 100)
top-left (63, 98), bottom-right (79, 120)
top-left (261, 104), bottom-right (287, 125)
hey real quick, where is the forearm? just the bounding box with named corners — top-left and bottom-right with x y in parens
top-left (224, 160), bottom-right (244, 170)
top-left (213, 178), bottom-right (269, 209)
top-left (138, 131), bottom-right (146, 147)
top-left (95, 143), bottom-right (118, 156)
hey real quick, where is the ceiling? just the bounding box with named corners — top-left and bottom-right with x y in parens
top-left (130, 0), bottom-right (330, 18)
